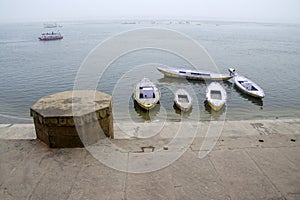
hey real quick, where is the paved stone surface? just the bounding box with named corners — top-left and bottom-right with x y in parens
top-left (247, 147), bottom-right (300, 200)
top-left (169, 152), bottom-right (229, 200)
top-left (209, 150), bottom-right (282, 200)
top-left (0, 124), bottom-right (35, 139)
top-left (0, 119), bottom-right (299, 199)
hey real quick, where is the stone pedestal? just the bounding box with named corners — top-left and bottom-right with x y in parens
top-left (30, 90), bottom-right (113, 148)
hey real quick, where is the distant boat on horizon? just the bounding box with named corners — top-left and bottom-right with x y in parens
top-left (43, 22), bottom-right (62, 28)
top-left (38, 31), bottom-right (63, 41)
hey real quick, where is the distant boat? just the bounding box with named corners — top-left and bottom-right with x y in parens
top-left (44, 23), bottom-right (58, 28)
top-left (43, 22), bottom-right (62, 28)
top-left (133, 78), bottom-right (161, 110)
top-left (234, 74), bottom-right (265, 99)
top-left (122, 22), bottom-right (136, 24)
top-left (157, 67), bottom-right (233, 81)
top-left (38, 32), bottom-right (63, 41)
top-left (174, 89), bottom-right (192, 112)
top-left (206, 82), bottom-right (227, 111)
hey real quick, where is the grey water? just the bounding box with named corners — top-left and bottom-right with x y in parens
top-left (0, 21), bottom-right (300, 123)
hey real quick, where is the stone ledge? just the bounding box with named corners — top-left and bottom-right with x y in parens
top-left (30, 90), bottom-right (113, 148)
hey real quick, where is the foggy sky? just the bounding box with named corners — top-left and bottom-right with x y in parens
top-left (1, 0), bottom-right (300, 23)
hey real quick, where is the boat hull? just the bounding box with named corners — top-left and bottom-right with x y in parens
top-left (38, 36), bottom-right (63, 41)
top-left (207, 100), bottom-right (224, 111)
top-left (135, 101), bottom-right (157, 110)
top-left (157, 67), bottom-right (233, 81)
top-left (235, 87), bottom-right (264, 98)
top-left (174, 101), bottom-right (192, 112)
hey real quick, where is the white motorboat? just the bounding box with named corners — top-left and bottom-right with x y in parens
top-left (157, 67), bottom-right (233, 81)
top-left (206, 82), bottom-right (227, 111)
top-left (234, 74), bottom-right (265, 99)
top-left (174, 89), bottom-right (192, 112)
top-left (133, 78), bottom-right (161, 110)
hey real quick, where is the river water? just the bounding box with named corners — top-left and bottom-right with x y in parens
top-left (0, 21), bottom-right (299, 123)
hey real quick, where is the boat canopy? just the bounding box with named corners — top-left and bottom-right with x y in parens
top-left (140, 87), bottom-right (155, 99)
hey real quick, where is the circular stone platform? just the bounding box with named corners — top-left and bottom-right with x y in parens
top-left (30, 90), bottom-right (113, 148)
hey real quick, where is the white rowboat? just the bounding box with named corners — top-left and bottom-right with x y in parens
top-left (133, 78), bottom-right (161, 110)
top-left (174, 89), bottom-right (192, 112)
top-left (206, 82), bottom-right (227, 111)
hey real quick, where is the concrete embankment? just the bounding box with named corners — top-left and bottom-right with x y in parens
top-left (0, 119), bottom-right (299, 199)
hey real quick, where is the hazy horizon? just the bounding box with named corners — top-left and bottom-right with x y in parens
top-left (1, 0), bottom-right (300, 24)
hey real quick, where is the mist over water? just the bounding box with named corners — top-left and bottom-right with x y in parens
top-left (0, 21), bottom-right (300, 123)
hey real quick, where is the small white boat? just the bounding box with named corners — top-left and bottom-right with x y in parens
top-left (157, 67), bottom-right (233, 81)
top-left (206, 82), bottom-right (227, 111)
top-left (39, 31), bottom-right (63, 41)
top-left (174, 89), bottom-right (192, 112)
top-left (43, 22), bottom-right (62, 28)
top-left (44, 23), bottom-right (57, 28)
top-left (133, 78), bottom-right (161, 110)
top-left (234, 74), bottom-right (265, 99)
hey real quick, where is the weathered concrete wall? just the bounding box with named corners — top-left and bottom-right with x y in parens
top-left (30, 90), bottom-right (113, 148)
